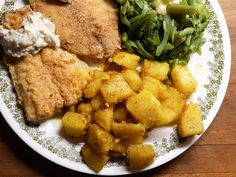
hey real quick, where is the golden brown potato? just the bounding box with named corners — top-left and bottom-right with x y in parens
top-left (171, 65), bottom-right (197, 97)
top-left (110, 136), bottom-right (144, 157)
top-left (141, 76), bottom-right (169, 100)
top-left (111, 52), bottom-right (140, 69)
top-left (110, 140), bottom-right (127, 157)
top-left (94, 108), bottom-right (113, 132)
top-left (126, 90), bottom-right (161, 129)
top-left (91, 93), bottom-right (105, 110)
top-left (77, 102), bottom-right (93, 123)
top-left (141, 60), bottom-right (169, 81)
top-left (113, 103), bottom-right (127, 123)
top-left (77, 102), bottom-right (93, 115)
top-left (81, 144), bottom-right (109, 172)
top-left (126, 136), bottom-right (144, 144)
top-left (87, 124), bottom-right (114, 154)
top-left (83, 79), bottom-right (102, 98)
top-left (161, 87), bottom-right (186, 121)
top-left (127, 144), bottom-right (156, 170)
top-left (90, 70), bottom-right (110, 80)
top-left (112, 122), bottom-right (145, 140)
top-left (156, 106), bottom-right (176, 126)
top-left (178, 103), bottom-right (204, 137)
top-left (100, 74), bottom-right (133, 104)
top-left (122, 69), bottom-right (142, 92)
top-left (61, 112), bottom-right (88, 137)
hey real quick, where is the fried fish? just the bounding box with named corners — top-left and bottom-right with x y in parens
top-left (1, 5), bottom-right (32, 30)
top-left (29, 0), bottom-right (121, 60)
top-left (4, 48), bottom-right (90, 122)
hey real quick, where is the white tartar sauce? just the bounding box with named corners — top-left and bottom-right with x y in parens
top-left (156, 0), bottom-right (180, 15)
top-left (0, 12), bottom-right (60, 58)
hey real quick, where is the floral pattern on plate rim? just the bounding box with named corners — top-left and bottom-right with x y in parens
top-left (0, 0), bottom-right (225, 167)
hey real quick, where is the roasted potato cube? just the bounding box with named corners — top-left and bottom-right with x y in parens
top-left (112, 122), bottom-right (145, 140)
top-left (100, 74), bottom-right (133, 104)
top-left (109, 136), bottom-right (143, 157)
top-left (127, 144), bottom-right (156, 170)
top-left (77, 103), bottom-right (93, 115)
top-left (141, 77), bottom-right (159, 99)
top-left (77, 103), bottom-right (93, 123)
top-left (122, 69), bottom-right (142, 92)
top-left (162, 87), bottom-right (186, 121)
top-left (171, 65), bottom-right (197, 97)
top-left (127, 136), bottom-right (144, 144)
top-left (141, 60), bottom-right (169, 81)
top-left (156, 106), bottom-right (176, 126)
top-left (83, 79), bottom-right (102, 98)
top-left (112, 52), bottom-right (140, 69)
top-left (62, 112), bottom-right (88, 137)
top-left (81, 144), bottom-right (109, 172)
top-left (121, 136), bottom-right (144, 146)
top-left (113, 103), bottom-right (127, 123)
top-left (110, 140), bottom-right (127, 157)
top-left (110, 136), bottom-right (143, 157)
top-left (88, 124), bottom-right (113, 154)
top-left (178, 103), bottom-right (204, 137)
top-left (141, 76), bottom-right (169, 100)
top-left (126, 90), bottom-right (161, 129)
top-left (91, 94), bottom-right (105, 110)
top-left (94, 108), bottom-right (113, 132)
top-left (90, 70), bottom-right (110, 80)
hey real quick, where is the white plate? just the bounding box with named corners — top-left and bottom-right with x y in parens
top-left (0, 0), bottom-right (231, 175)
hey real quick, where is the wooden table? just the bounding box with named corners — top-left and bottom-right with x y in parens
top-left (0, 0), bottom-right (235, 176)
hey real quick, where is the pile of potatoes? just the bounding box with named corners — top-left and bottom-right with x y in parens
top-left (61, 52), bottom-right (204, 172)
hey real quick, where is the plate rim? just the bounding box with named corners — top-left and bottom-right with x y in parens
top-left (0, 0), bottom-right (232, 175)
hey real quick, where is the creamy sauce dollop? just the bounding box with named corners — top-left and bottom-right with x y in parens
top-left (0, 12), bottom-right (60, 58)
top-left (156, 0), bottom-right (180, 15)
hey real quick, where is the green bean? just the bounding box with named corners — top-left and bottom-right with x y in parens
top-left (156, 15), bottom-right (171, 56)
top-left (128, 13), bottom-right (155, 35)
top-left (189, 37), bottom-right (206, 52)
top-left (117, 0), bottom-right (126, 5)
top-left (185, 35), bottom-right (192, 46)
top-left (174, 35), bottom-right (186, 47)
top-left (170, 20), bottom-right (177, 43)
top-left (135, 40), bottom-right (154, 59)
top-left (121, 14), bottom-right (131, 27)
top-left (167, 4), bottom-right (197, 16)
top-left (153, 30), bottom-right (161, 46)
top-left (134, 0), bottom-right (143, 9)
top-left (179, 27), bottom-right (195, 37)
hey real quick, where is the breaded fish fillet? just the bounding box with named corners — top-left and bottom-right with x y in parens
top-left (4, 53), bottom-right (64, 121)
top-left (29, 0), bottom-right (121, 59)
top-left (1, 5), bottom-right (32, 29)
top-left (40, 48), bottom-right (90, 106)
top-left (4, 48), bottom-right (90, 122)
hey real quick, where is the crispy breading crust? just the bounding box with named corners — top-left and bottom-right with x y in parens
top-left (4, 53), bottom-right (64, 121)
top-left (1, 5), bottom-right (32, 29)
top-left (29, 0), bottom-right (121, 59)
top-left (4, 48), bottom-right (90, 122)
top-left (41, 48), bottom-right (90, 106)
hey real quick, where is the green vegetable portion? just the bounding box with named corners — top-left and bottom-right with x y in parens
top-left (167, 4), bottom-right (197, 16)
top-left (116, 0), bottom-right (211, 65)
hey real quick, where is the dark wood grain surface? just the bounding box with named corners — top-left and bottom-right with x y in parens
top-left (0, 0), bottom-right (235, 176)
